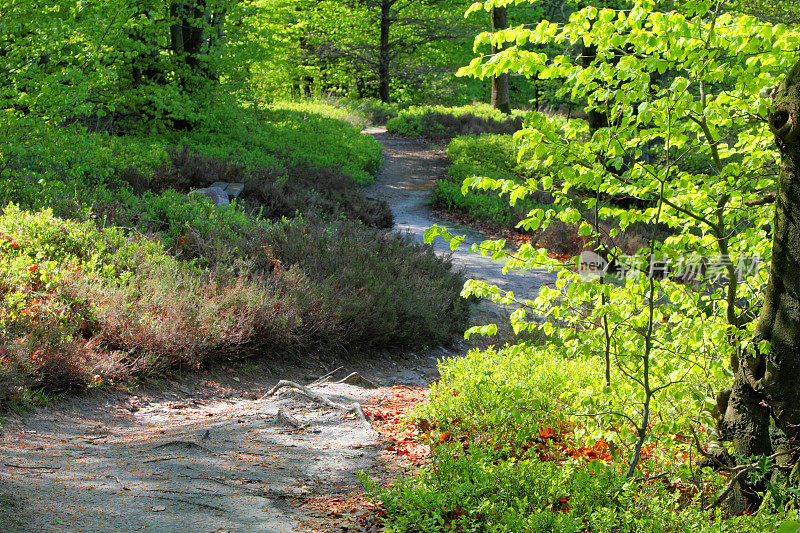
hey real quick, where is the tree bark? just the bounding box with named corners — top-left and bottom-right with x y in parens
top-left (581, 43), bottom-right (608, 133)
top-left (378, 0), bottom-right (392, 103)
top-left (490, 6), bottom-right (510, 114)
top-left (722, 59), bottom-right (800, 513)
top-left (170, 0), bottom-right (219, 80)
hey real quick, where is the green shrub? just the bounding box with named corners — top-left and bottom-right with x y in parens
top-left (415, 345), bottom-right (602, 444)
top-left (366, 343), bottom-right (789, 532)
top-left (367, 447), bottom-right (784, 532)
top-left (386, 104), bottom-right (525, 140)
top-left (0, 96), bottom-right (468, 402)
top-left (446, 134), bottom-right (519, 173)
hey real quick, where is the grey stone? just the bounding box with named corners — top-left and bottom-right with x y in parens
top-left (190, 186), bottom-right (229, 205)
top-left (225, 183), bottom-right (244, 198)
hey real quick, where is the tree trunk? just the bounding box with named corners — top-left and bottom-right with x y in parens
top-left (378, 0), bottom-right (392, 103)
top-left (170, 0), bottom-right (213, 79)
top-left (490, 6), bottom-right (510, 114)
top-left (582, 43), bottom-right (608, 133)
top-left (722, 59), bottom-right (800, 513)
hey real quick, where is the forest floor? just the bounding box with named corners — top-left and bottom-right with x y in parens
top-left (0, 128), bottom-right (556, 533)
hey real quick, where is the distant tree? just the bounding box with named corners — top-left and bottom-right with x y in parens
top-left (297, 0), bottom-right (473, 102)
top-left (0, 0), bottom-right (239, 129)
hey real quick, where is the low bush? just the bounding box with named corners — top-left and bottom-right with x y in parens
top-left (363, 343), bottom-right (789, 532)
top-left (267, 217), bottom-right (470, 348)
top-left (386, 104), bottom-right (525, 141)
top-left (122, 147), bottom-right (394, 231)
top-left (0, 206), bottom-right (468, 394)
top-left (365, 447), bottom-right (783, 532)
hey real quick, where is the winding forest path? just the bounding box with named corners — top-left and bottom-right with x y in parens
top-left (363, 127), bottom-right (557, 312)
top-left (0, 128), bottom-right (555, 533)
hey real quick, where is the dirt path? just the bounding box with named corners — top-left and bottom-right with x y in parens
top-left (363, 127), bottom-right (557, 317)
top-left (0, 128), bottom-right (555, 533)
top-left (0, 354), bottom-right (443, 533)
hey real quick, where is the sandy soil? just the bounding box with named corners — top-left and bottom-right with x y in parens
top-left (0, 352), bottom-right (447, 533)
top-left (0, 127), bottom-right (556, 533)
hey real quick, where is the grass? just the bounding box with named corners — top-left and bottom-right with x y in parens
top-left (386, 104), bottom-right (526, 141)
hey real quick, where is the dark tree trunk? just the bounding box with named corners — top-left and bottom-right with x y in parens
top-left (490, 6), bottom-right (510, 114)
top-left (170, 0), bottom-right (217, 81)
top-left (582, 43), bottom-right (608, 133)
top-left (129, 8), bottom-right (163, 87)
top-left (378, 0), bottom-right (392, 103)
top-left (722, 60), bottom-right (800, 513)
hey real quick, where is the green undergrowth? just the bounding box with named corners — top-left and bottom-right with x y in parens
top-left (434, 133), bottom-right (551, 229)
top-left (0, 99), bottom-right (382, 211)
top-left (363, 343), bottom-right (794, 532)
top-left (386, 104), bottom-right (525, 141)
top-left (364, 449), bottom-right (783, 532)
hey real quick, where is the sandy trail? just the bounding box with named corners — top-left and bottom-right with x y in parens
top-left (0, 355), bottom-right (442, 533)
top-left (0, 127), bottom-right (554, 533)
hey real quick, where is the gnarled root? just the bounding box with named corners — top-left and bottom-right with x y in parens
top-left (259, 380), bottom-right (371, 428)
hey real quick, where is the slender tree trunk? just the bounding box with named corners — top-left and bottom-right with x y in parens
top-left (490, 6), bottom-right (510, 114)
top-left (378, 0), bottom-right (392, 103)
top-left (722, 59), bottom-right (800, 513)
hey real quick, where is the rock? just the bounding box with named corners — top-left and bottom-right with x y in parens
top-left (190, 186), bottom-right (229, 205)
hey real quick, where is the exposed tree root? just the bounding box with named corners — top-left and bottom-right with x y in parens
top-left (335, 372), bottom-right (377, 389)
top-left (259, 380), bottom-right (371, 428)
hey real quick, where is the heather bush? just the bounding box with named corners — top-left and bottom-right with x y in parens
top-left (0, 206), bottom-right (467, 393)
top-left (123, 147), bottom-right (393, 230)
top-left (265, 217), bottom-right (471, 348)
